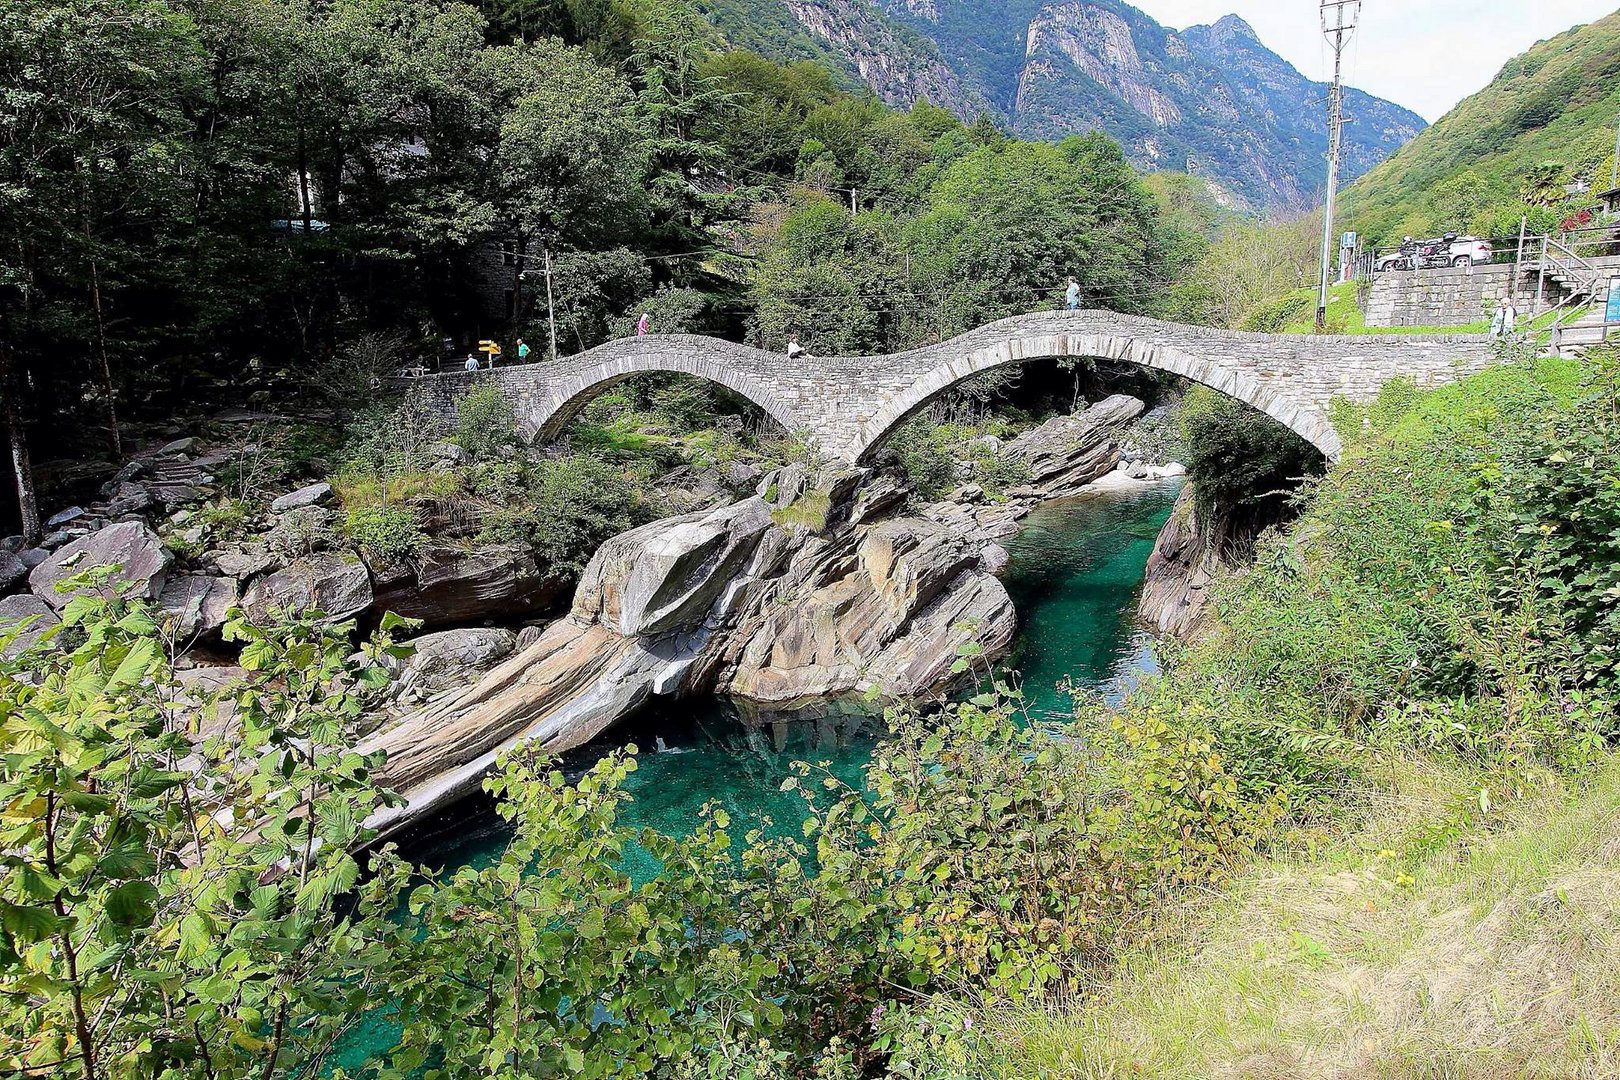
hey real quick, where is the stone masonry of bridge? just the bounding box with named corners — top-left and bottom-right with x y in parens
top-left (408, 311), bottom-right (1499, 462)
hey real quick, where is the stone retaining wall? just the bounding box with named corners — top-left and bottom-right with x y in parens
top-left (1364, 264), bottom-right (1523, 328)
top-left (1366, 255), bottom-right (1620, 328)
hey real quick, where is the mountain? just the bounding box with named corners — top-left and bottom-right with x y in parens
top-left (1340, 9), bottom-right (1620, 247)
top-left (724, 0), bottom-right (1426, 212)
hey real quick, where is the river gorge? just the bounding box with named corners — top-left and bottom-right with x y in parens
top-left (328, 479), bottom-right (1181, 1068)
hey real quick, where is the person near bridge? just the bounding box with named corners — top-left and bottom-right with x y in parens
top-left (1064, 276), bottom-right (1081, 311)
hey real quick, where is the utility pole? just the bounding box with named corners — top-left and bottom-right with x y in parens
top-left (1316, 0), bottom-right (1361, 333)
top-left (541, 244), bottom-right (558, 363)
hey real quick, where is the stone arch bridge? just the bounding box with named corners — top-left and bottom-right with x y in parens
top-left (409, 311), bottom-right (1497, 463)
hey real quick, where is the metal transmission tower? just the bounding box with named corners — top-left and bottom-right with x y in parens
top-left (1316, 0), bottom-right (1361, 333)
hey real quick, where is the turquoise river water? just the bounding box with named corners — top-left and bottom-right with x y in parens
top-left (334, 479), bottom-right (1181, 1066)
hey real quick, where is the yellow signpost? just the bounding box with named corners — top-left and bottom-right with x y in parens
top-left (477, 339), bottom-right (502, 365)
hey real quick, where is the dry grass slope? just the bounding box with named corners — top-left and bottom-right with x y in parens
top-left (972, 757), bottom-right (1620, 1078)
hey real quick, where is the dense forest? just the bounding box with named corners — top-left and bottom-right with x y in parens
top-left (0, 0), bottom-right (1198, 541)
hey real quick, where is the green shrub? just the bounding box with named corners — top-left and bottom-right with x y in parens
top-left (1180, 385), bottom-right (1323, 521)
top-left (1239, 289), bottom-right (1314, 333)
top-left (454, 379), bottom-right (518, 460)
top-left (1184, 351), bottom-right (1613, 788)
top-left (342, 396), bottom-right (443, 478)
top-left (478, 454), bottom-right (641, 572)
top-left (344, 504), bottom-right (425, 565)
top-left (887, 418), bottom-right (956, 500)
top-left (470, 458), bottom-right (528, 503)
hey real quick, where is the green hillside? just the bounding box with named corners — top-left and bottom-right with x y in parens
top-left (1342, 9), bottom-right (1620, 248)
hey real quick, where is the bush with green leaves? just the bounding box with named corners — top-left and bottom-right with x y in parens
top-left (454, 379), bottom-right (519, 461)
top-left (885, 419), bottom-right (957, 500)
top-left (1178, 350), bottom-right (1615, 802)
top-left (1179, 385), bottom-right (1323, 523)
top-left (477, 454), bottom-right (642, 572)
top-left (345, 504), bottom-right (426, 565)
top-left (341, 395), bottom-right (445, 479)
top-left (0, 573), bottom-right (411, 1079)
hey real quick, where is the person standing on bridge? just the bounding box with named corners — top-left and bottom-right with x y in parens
top-left (516, 337), bottom-right (530, 363)
top-left (1064, 276), bottom-right (1081, 311)
top-left (463, 353), bottom-right (479, 373)
top-left (637, 312), bottom-right (652, 337)
top-left (786, 333), bottom-right (806, 360)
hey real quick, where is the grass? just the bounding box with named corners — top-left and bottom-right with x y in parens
top-left (331, 468), bottom-right (463, 509)
top-left (770, 488), bottom-right (833, 531)
top-left (961, 753), bottom-right (1620, 1078)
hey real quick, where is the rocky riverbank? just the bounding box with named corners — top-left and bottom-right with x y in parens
top-left (354, 393), bottom-right (1172, 832)
top-left (1, 390), bottom-right (1184, 833)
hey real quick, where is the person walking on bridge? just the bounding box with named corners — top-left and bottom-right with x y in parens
top-left (637, 312), bottom-right (652, 337)
top-left (1064, 276), bottom-right (1081, 311)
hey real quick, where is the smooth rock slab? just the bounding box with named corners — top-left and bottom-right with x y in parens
top-left (29, 521), bottom-right (172, 610)
top-left (401, 627), bottom-right (519, 692)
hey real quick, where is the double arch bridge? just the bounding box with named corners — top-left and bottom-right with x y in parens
top-left (411, 311), bottom-right (1497, 463)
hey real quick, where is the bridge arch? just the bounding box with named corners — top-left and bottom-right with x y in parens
top-left (526, 349), bottom-right (807, 444)
top-left (853, 331), bottom-right (1343, 462)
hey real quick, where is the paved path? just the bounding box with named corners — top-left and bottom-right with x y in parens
top-left (409, 311), bottom-right (1498, 462)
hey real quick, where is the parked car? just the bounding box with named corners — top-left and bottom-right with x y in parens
top-left (1377, 234), bottom-right (1493, 271)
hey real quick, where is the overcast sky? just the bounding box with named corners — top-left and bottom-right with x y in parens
top-left (1131, 0), bottom-right (1617, 122)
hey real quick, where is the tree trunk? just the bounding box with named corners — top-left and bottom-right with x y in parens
top-left (79, 170), bottom-right (121, 458)
top-left (0, 344), bottom-right (42, 545)
top-left (86, 252), bottom-right (121, 458)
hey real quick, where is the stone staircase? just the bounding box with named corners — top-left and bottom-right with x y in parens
top-left (44, 439), bottom-right (220, 539)
top-left (1549, 304), bottom-right (1613, 356)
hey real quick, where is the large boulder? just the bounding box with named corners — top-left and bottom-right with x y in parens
top-left (573, 498), bottom-right (776, 638)
top-left (0, 551), bottom-right (27, 595)
top-left (401, 627), bottom-right (518, 693)
top-left (270, 482), bottom-right (332, 513)
top-left (0, 594), bottom-right (60, 657)
top-left (1137, 485), bottom-right (1225, 642)
top-left (29, 521), bottom-right (172, 610)
top-left (369, 544), bottom-right (568, 629)
top-left (359, 470), bottom-right (1016, 838)
top-left (1005, 394), bottom-right (1145, 498)
top-left (158, 575), bottom-right (239, 640)
top-left (209, 543), bottom-right (281, 582)
top-left (243, 552), bottom-right (372, 622)
top-left (721, 516), bottom-right (1016, 710)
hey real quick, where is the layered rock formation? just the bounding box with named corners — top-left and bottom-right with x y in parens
top-left (362, 465), bottom-right (1016, 834)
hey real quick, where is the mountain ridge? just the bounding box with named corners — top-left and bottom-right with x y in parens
top-left (712, 0), bottom-right (1426, 212)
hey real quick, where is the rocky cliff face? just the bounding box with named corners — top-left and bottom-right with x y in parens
top-left (781, 0), bottom-right (989, 117)
top-left (762, 0), bottom-right (1423, 212)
